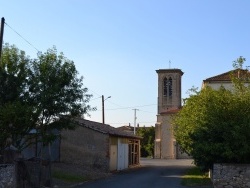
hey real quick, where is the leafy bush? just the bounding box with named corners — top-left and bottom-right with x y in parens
top-left (173, 57), bottom-right (250, 170)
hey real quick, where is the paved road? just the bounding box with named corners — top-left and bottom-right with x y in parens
top-left (76, 158), bottom-right (194, 188)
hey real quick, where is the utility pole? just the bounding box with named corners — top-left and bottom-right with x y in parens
top-left (102, 95), bottom-right (105, 124)
top-left (0, 17), bottom-right (5, 61)
top-left (102, 95), bottom-right (111, 124)
top-left (132, 109), bottom-right (139, 135)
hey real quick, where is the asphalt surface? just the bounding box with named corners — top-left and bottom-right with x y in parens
top-left (76, 158), bottom-right (194, 188)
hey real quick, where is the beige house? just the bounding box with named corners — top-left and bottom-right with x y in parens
top-left (60, 118), bottom-right (141, 172)
top-left (154, 68), bottom-right (189, 159)
top-left (202, 68), bottom-right (249, 89)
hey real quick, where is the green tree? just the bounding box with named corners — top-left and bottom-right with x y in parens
top-left (0, 44), bottom-right (94, 151)
top-left (136, 126), bottom-right (155, 157)
top-left (173, 57), bottom-right (250, 170)
top-left (28, 47), bottom-right (94, 146)
top-left (0, 44), bottom-right (36, 150)
top-left (0, 43), bottom-right (31, 105)
top-left (0, 102), bottom-right (36, 150)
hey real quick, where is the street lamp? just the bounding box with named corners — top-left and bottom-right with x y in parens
top-left (102, 95), bottom-right (111, 124)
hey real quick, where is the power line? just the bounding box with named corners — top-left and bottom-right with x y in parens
top-left (139, 109), bottom-right (155, 113)
top-left (138, 121), bottom-right (156, 124)
top-left (106, 100), bottom-right (124, 108)
top-left (106, 121), bottom-right (156, 125)
top-left (105, 104), bottom-right (156, 111)
top-left (83, 85), bottom-right (156, 112)
top-left (93, 104), bottom-right (156, 111)
top-left (89, 96), bottom-right (102, 101)
top-left (83, 84), bottom-right (102, 97)
top-left (4, 22), bottom-right (40, 53)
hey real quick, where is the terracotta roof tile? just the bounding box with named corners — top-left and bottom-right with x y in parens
top-left (160, 107), bottom-right (181, 115)
top-left (72, 118), bottom-right (141, 139)
top-left (203, 69), bottom-right (250, 82)
top-left (117, 126), bottom-right (134, 132)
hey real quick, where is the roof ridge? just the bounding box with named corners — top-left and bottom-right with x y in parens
top-left (204, 70), bottom-right (234, 81)
top-left (72, 118), bottom-right (141, 139)
top-left (203, 69), bottom-right (249, 81)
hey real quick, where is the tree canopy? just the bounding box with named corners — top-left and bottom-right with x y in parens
top-left (173, 57), bottom-right (250, 170)
top-left (0, 44), bottom-right (94, 151)
top-left (136, 126), bottom-right (155, 157)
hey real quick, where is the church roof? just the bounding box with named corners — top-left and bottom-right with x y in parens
top-left (160, 107), bottom-right (181, 115)
top-left (156, 69), bottom-right (184, 75)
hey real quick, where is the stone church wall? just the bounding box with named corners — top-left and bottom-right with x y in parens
top-left (160, 115), bottom-right (175, 159)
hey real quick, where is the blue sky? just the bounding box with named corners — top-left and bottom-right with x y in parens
top-left (1, 1), bottom-right (250, 127)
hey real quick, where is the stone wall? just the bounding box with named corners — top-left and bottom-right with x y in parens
top-left (213, 163), bottom-right (250, 188)
top-left (60, 125), bottom-right (110, 172)
top-left (0, 164), bottom-right (15, 188)
top-left (0, 159), bottom-right (51, 188)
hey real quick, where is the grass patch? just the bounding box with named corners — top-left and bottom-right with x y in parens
top-left (181, 167), bottom-right (213, 187)
top-left (52, 170), bottom-right (86, 183)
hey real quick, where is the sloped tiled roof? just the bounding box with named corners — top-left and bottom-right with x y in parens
top-left (204, 70), bottom-right (232, 81)
top-left (203, 69), bottom-right (250, 82)
top-left (72, 118), bottom-right (141, 139)
top-left (117, 125), bottom-right (134, 132)
top-left (160, 107), bottom-right (181, 115)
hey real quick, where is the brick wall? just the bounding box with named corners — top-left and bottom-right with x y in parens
top-left (213, 163), bottom-right (250, 188)
top-left (60, 125), bottom-right (110, 171)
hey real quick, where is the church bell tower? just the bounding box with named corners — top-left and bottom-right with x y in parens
top-left (156, 69), bottom-right (183, 114)
top-left (155, 68), bottom-right (185, 159)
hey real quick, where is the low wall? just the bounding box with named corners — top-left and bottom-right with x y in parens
top-left (0, 159), bottom-right (51, 188)
top-left (213, 163), bottom-right (250, 188)
top-left (0, 164), bottom-right (15, 188)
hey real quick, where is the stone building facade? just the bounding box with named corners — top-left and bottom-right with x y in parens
top-left (154, 69), bottom-right (189, 159)
top-left (202, 68), bottom-right (250, 89)
top-left (61, 122), bottom-right (110, 171)
top-left (60, 118), bottom-right (141, 172)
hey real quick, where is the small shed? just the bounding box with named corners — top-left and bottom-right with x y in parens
top-left (60, 118), bottom-right (141, 172)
